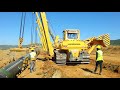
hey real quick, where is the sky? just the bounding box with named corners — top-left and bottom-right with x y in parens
top-left (0, 12), bottom-right (120, 45)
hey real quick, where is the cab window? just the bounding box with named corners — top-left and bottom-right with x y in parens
top-left (67, 33), bottom-right (78, 39)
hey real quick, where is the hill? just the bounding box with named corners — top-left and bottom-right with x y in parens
top-left (0, 45), bottom-right (29, 50)
top-left (110, 39), bottom-right (120, 46)
top-left (0, 44), bottom-right (41, 50)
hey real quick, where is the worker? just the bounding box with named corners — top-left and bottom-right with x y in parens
top-left (29, 48), bottom-right (37, 73)
top-left (93, 45), bottom-right (103, 75)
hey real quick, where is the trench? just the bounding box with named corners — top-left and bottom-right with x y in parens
top-left (103, 63), bottom-right (120, 73)
top-left (90, 59), bottom-right (120, 74)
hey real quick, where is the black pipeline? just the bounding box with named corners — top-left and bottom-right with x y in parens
top-left (0, 54), bottom-right (29, 78)
top-left (0, 47), bottom-right (40, 78)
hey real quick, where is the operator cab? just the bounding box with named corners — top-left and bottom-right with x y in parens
top-left (63, 29), bottom-right (80, 40)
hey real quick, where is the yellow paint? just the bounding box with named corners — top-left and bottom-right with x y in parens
top-left (34, 12), bottom-right (110, 61)
top-left (35, 12), bottom-right (54, 57)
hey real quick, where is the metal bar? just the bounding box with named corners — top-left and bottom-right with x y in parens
top-left (35, 12), bottom-right (48, 52)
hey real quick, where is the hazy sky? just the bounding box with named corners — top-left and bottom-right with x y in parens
top-left (0, 12), bottom-right (120, 45)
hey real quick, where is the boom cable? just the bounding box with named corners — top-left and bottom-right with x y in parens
top-left (31, 13), bottom-right (33, 44)
top-left (22, 12), bottom-right (26, 38)
top-left (35, 23), bottom-right (37, 44)
top-left (19, 12), bottom-right (23, 39)
top-left (47, 13), bottom-right (56, 36)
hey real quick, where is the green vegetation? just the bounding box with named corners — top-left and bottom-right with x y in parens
top-left (0, 40), bottom-right (119, 50)
top-left (0, 45), bottom-right (29, 50)
top-left (110, 39), bottom-right (120, 46)
top-left (0, 45), bottom-right (17, 50)
top-left (0, 44), bottom-right (42, 50)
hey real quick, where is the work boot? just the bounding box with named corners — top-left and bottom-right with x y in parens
top-left (30, 70), bottom-right (32, 73)
top-left (33, 68), bottom-right (36, 72)
top-left (93, 71), bottom-right (97, 74)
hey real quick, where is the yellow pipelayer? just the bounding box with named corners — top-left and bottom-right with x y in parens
top-left (35, 12), bottom-right (110, 64)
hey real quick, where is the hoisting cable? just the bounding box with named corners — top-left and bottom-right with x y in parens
top-left (33, 13), bottom-right (37, 44)
top-left (18, 12), bottom-right (26, 48)
top-left (31, 13), bottom-right (33, 44)
top-left (33, 13), bottom-right (37, 45)
top-left (22, 12), bottom-right (26, 39)
top-left (31, 13), bottom-right (35, 45)
top-left (46, 13), bottom-right (56, 41)
top-left (35, 23), bottom-right (37, 44)
top-left (48, 24), bottom-right (55, 41)
top-left (19, 12), bottom-right (23, 39)
top-left (31, 25), bottom-right (33, 44)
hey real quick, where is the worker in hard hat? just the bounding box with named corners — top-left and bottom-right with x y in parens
top-left (29, 48), bottom-right (37, 73)
top-left (93, 45), bottom-right (103, 75)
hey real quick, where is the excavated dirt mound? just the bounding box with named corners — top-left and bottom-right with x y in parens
top-left (90, 46), bottom-right (120, 74)
top-left (0, 50), bottom-right (27, 68)
top-left (91, 46), bottom-right (120, 55)
top-left (90, 55), bottom-right (120, 74)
